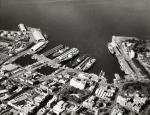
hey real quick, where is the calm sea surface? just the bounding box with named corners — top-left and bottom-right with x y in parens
top-left (0, 0), bottom-right (150, 82)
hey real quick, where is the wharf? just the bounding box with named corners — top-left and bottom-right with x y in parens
top-left (109, 36), bottom-right (148, 81)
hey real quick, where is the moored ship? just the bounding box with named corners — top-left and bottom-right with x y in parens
top-left (82, 57), bottom-right (96, 71)
top-left (52, 46), bottom-right (69, 58)
top-left (71, 55), bottom-right (86, 68)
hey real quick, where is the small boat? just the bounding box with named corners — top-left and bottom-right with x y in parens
top-left (82, 57), bottom-right (96, 71)
top-left (52, 46), bottom-right (69, 57)
top-left (71, 55), bottom-right (86, 67)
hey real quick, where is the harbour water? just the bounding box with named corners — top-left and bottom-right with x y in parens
top-left (1, 0), bottom-right (150, 82)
